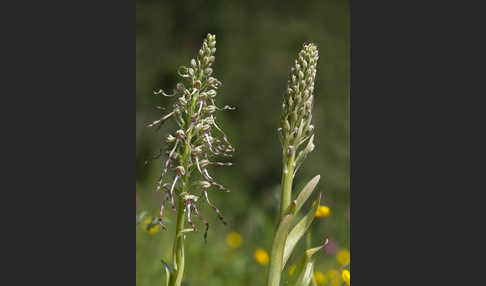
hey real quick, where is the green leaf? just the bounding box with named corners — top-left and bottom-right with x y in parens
top-left (285, 200), bottom-right (297, 215)
top-left (160, 260), bottom-right (173, 286)
top-left (304, 243), bottom-right (326, 257)
top-left (288, 243), bottom-right (327, 286)
top-left (283, 192), bottom-right (322, 268)
top-left (294, 135), bottom-right (315, 173)
top-left (294, 175), bottom-right (320, 214)
top-left (268, 175), bottom-right (321, 286)
top-left (292, 259), bottom-right (315, 286)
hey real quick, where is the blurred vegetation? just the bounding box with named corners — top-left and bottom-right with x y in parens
top-left (136, 0), bottom-right (349, 285)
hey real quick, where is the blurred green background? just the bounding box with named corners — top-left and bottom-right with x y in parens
top-left (136, 0), bottom-right (349, 285)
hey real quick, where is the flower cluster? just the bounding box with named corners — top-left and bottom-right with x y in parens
top-left (278, 43), bottom-right (319, 173)
top-left (148, 34), bottom-right (234, 240)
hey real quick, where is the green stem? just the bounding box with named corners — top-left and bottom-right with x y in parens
top-left (170, 91), bottom-right (195, 286)
top-left (170, 144), bottom-right (191, 286)
top-left (268, 215), bottom-right (293, 286)
top-left (306, 230), bottom-right (312, 250)
top-left (306, 230), bottom-right (318, 286)
top-left (268, 151), bottom-right (295, 286)
top-left (280, 153), bottom-right (295, 217)
top-left (170, 197), bottom-right (185, 286)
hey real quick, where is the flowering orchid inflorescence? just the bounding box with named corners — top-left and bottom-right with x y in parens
top-left (148, 33), bottom-right (234, 240)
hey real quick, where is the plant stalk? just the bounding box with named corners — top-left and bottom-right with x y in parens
top-left (170, 197), bottom-right (185, 286)
top-left (306, 230), bottom-right (312, 250)
top-left (268, 152), bottom-right (295, 286)
top-left (280, 154), bottom-right (295, 217)
top-left (170, 92), bottom-right (195, 286)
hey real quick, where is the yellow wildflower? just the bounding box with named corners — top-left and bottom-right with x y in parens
top-left (327, 269), bottom-right (340, 286)
top-left (140, 216), bottom-right (159, 234)
top-left (141, 217), bottom-right (152, 228)
top-left (342, 270), bottom-right (350, 286)
top-left (328, 269), bottom-right (338, 279)
top-left (313, 271), bottom-right (328, 284)
top-left (315, 205), bottom-right (330, 218)
top-left (331, 279), bottom-right (340, 286)
top-left (226, 232), bottom-right (243, 248)
top-left (254, 248), bottom-right (269, 265)
top-left (336, 249), bottom-right (350, 265)
top-left (147, 224), bottom-right (160, 235)
top-left (288, 265), bottom-right (296, 276)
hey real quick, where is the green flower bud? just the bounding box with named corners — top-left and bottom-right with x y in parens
top-left (202, 124), bottom-right (211, 132)
top-left (194, 80), bottom-right (201, 90)
top-left (207, 89), bottom-right (217, 98)
top-left (175, 129), bottom-right (185, 139)
top-left (193, 145), bottom-right (204, 155)
top-left (175, 166), bottom-right (185, 176)
top-left (279, 43), bottom-right (318, 152)
top-left (200, 181), bottom-right (211, 189)
top-left (166, 134), bottom-right (176, 143)
top-left (178, 96), bottom-right (187, 106)
top-left (199, 159), bottom-right (210, 168)
top-left (199, 92), bottom-right (208, 100)
top-left (205, 105), bottom-right (216, 114)
top-left (176, 83), bottom-right (185, 93)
